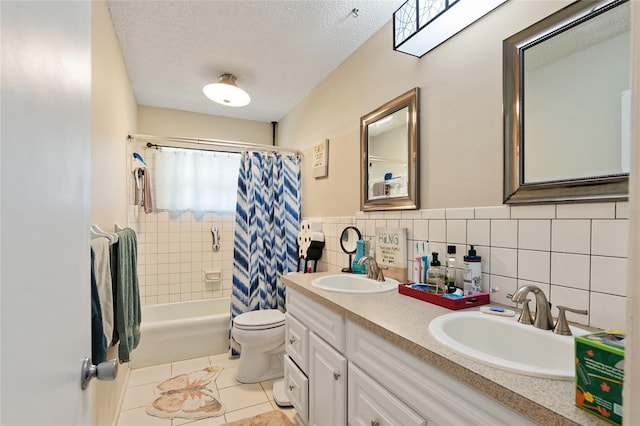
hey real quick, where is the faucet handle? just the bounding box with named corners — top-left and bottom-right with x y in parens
top-left (553, 306), bottom-right (588, 336)
top-left (517, 299), bottom-right (533, 325)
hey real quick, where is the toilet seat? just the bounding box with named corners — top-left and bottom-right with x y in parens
top-left (234, 310), bottom-right (285, 330)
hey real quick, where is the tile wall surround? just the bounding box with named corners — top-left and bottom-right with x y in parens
top-left (309, 201), bottom-right (630, 331)
top-left (128, 144), bottom-right (628, 332)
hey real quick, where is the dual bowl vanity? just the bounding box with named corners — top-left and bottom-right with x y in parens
top-left (282, 271), bottom-right (606, 426)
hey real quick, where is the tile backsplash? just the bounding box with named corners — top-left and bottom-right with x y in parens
top-left (311, 201), bottom-right (629, 331)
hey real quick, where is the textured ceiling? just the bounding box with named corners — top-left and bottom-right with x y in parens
top-left (107, 0), bottom-right (405, 123)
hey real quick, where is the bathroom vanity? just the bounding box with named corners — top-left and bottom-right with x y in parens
top-left (282, 272), bottom-right (608, 426)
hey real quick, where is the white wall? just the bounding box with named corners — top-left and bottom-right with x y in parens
top-left (91, 1), bottom-right (138, 423)
top-left (278, 1), bottom-right (573, 217)
top-left (137, 105), bottom-right (273, 145)
top-left (92, 0), bottom-right (137, 229)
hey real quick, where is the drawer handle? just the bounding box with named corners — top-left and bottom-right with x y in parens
top-left (289, 384), bottom-right (296, 391)
top-left (333, 372), bottom-right (341, 381)
top-left (289, 336), bottom-right (296, 344)
top-left (371, 421), bottom-right (380, 426)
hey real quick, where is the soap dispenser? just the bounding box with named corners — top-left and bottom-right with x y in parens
top-left (427, 252), bottom-right (446, 294)
top-left (351, 239), bottom-right (366, 274)
top-left (463, 245), bottom-right (482, 295)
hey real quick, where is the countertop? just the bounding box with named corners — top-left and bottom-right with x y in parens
top-left (282, 271), bottom-right (609, 426)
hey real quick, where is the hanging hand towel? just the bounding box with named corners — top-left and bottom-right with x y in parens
top-left (111, 228), bottom-right (141, 363)
top-left (91, 249), bottom-right (108, 364)
top-left (91, 237), bottom-right (114, 346)
top-left (142, 168), bottom-right (154, 214)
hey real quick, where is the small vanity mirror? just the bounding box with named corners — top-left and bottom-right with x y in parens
top-left (504, 0), bottom-right (630, 204)
top-left (340, 226), bottom-right (361, 273)
top-left (361, 88), bottom-right (419, 211)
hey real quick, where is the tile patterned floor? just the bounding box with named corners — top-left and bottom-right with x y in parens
top-left (117, 354), bottom-right (301, 426)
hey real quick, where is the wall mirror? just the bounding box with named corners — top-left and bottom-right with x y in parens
top-left (503, 0), bottom-right (630, 204)
top-left (340, 226), bottom-right (362, 272)
top-left (361, 88), bottom-right (419, 211)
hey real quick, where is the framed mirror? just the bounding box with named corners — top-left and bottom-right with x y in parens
top-left (503, 0), bottom-right (630, 204)
top-left (340, 226), bottom-right (362, 272)
top-left (361, 88), bottom-right (419, 211)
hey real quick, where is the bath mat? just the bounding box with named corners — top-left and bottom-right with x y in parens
top-left (145, 366), bottom-right (226, 420)
top-left (226, 410), bottom-right (294, 426)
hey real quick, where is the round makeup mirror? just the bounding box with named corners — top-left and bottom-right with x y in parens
top-left (340, 226), bottom-right (362, 272)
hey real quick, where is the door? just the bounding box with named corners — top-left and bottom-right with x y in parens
top-left (309, 333), bottom-right (347, 426)
top-left (1, 1), bottom-right (93, 424)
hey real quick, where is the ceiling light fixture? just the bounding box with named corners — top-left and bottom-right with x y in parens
top-left (203, 73), bottom-right (251, 107)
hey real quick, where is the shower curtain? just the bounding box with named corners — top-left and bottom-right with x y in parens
top-left (230, 150), bottom-right (301, 353)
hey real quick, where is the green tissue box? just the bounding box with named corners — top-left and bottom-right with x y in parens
top-left (575, 330), bottom-right (625, 425)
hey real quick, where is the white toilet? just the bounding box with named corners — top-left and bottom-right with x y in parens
top-left (232, 309), bottom-right (286, 384)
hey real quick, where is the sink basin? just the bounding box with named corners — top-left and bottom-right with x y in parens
top-left (429, 310), bottom-right (589, 380)
top-left (311, 274), bottom-right (399, 294)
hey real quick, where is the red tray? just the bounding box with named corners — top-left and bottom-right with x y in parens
top-left (398, 283), bottom-right (489, 310)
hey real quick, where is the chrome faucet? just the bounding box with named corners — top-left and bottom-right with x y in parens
top-left (510, 284), bottom-right (554, 330)
top-left (357, 256), bottom-right (386, 282)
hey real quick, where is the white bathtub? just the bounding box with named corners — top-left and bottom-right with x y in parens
top-left (130, 297), bottom-right (230, 369)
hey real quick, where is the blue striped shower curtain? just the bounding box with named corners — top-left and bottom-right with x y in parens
top-left (230, 151), bottom-right (301, 354)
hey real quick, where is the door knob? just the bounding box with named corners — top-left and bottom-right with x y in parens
top-left (333, 372), bottom-right (341, 380)
top-left (81, 357), bottom-right (118, 389)
top-left (289, 336), bottom-right (296, 344)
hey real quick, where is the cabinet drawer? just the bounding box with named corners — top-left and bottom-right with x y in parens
top-left (346, 320), bottom-right (535, 426)
top-left (284, 355), bottom-right (308, 425)
top-left (287, 289), bottom-right (345, 352)
top-left (285, 312), bottom-right (308, 373)
top-left (349, 363), bottom-right (426, 426)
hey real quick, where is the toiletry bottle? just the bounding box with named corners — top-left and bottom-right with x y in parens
top-left (427, 252), bottom-right (445, 294)
top-left (463, 245), bottom-right (482, 296)
top-left (352, 239), bottom-right (366, 274)
top-left (445, 245), bottom-right (457, 293)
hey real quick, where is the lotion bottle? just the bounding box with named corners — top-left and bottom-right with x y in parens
top-left (463, 245), bottom-right (482, 295)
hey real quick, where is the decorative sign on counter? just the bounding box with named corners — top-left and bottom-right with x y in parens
top-left (375, 227), bottom-right (407, 282)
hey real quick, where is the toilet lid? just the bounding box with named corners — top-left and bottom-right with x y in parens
top-left (234, 310), bottom-right (285, 330)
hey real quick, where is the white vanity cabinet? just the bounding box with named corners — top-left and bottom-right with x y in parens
top-left (285, 289), bottom-right (347, 426)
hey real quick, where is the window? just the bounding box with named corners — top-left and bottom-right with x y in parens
top-left (154, 147), bottom-right (241, 212)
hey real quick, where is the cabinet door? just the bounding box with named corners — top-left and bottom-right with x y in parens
top-left (349, 363), bottom-right (427, 426)
top-left (309, 332), bottom-right (347, 426)
top-left (284, 355), bottom-right (308, 425)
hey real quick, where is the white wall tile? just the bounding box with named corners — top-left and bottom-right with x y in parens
top-left (518, 220), bottom-right (551, 251)
top-left (491, 220), bottom-right (518, 248)
top-left (591, 256), bottom-right (627, 296)
top-left (488, 275), bottom-right (517, 307)
top-left (490, 247), bottom-right (517, 278)
top-left (510, 205), bottom-right (556, 219)
top-left (384, 211), bottom-right (402, 219)
top-left (446, 220), bottom-right (466, 244)
top-left (592, 219), bottom-right (628, 257)
top-left (518, 250), bottom-right (550, 284)
top-left (474, 205), bottom-right (510, 219)
top-left (467, 220), bottom-right (490, 246)
top-left (429, 220), bottom-right (446, 242)
top-left (550, 253), bottom-right (590, 290)
top-left (401, 210), bottom-right (422, 219)
top-left (616, 201), bottom-right (629, 219)
top-left (413, 220), bottom-right (428, 240)
top-left (421, 208), bottom-right (445, 219)
top-left (589, 292), bottom-right (626, 331)
top-left (445, 207), bottom-right (474, 219)
top-left (548, 285), bottom-right (589, 326)
top-left (551, 220), bottom-right (591, 254)
top-left (556, 202), bottom-right (615, 219)
top-left (399, 219), bottom-right (414, 240)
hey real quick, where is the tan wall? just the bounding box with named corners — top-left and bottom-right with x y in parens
top-left (91, 0), bottom-right (137, 230)
top-left (137, 105), bottom-right (273, 145)
top-left (278, 1), bottom-right (572, 217)
top-left (91, 0), bottom-right (137, 424)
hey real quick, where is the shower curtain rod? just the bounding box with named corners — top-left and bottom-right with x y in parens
top-left (128, 133), bottom-right (301, 155)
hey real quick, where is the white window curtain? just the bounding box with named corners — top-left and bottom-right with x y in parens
top-left (154, 147), bottom-right (241, 212)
